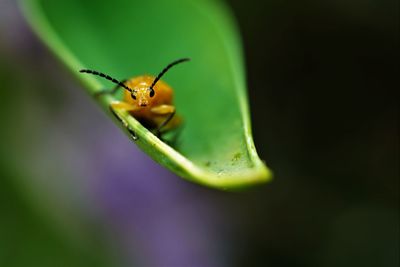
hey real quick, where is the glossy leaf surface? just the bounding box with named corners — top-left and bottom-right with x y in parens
top-left (21, 0), bottom-right (272, 189)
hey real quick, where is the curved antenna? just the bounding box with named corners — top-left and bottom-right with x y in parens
top-left (79, 69), bottom-right (133, 92)
top-left (149, 58), bottom-right (191, 93)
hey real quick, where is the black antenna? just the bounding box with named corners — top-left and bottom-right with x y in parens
top-left (79, 69), bottom-right (133, 92)
top-left (149, 58), bottom-right (190, 93)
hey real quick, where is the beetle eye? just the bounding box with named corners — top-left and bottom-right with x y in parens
top-left (131, 92), bottom-right (136, 100)
top-left (149, 90), bottom-right (155, 98)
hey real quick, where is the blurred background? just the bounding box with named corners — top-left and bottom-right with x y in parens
top-left (0, 0), bottom-right (398, 266)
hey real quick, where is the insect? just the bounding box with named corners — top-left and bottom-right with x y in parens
top-left (79, 58), bottom-right (190, 141)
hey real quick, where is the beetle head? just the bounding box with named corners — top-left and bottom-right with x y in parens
top-left (79, 58), bottom-right (190, 108)
top-left (131, 84), bottom-right (154, 107)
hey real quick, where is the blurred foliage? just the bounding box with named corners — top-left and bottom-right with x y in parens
top-left (0, 168), bottom-right (110, 267)
top-left (0, 41), bottom-right (117, 267)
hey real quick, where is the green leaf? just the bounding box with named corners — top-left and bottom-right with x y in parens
top-left (20, 0), bottom-right (272, 189)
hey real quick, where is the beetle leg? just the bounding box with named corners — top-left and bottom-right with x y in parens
top-left (156, 111), bottom-right (176, 137)
top-left (109, 101), bottom-right (139, 141)
top-left (150, 105), bottom-right (176, 137)
top-left (94, 79), bottom-right (128, 98)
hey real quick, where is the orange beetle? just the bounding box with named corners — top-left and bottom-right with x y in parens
top-left (80, 58), bottom-right (190, 140)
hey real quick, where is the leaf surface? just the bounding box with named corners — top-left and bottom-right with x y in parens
top-left (21, 0), bottom-right (272, 189)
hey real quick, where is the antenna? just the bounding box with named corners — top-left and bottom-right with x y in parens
top-left (149, 58), bottom-right (191, 94)
top-left (79, 69), bottom-right (133, 92)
